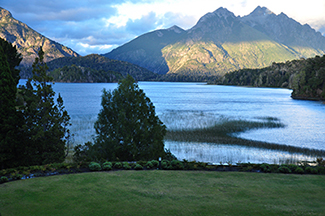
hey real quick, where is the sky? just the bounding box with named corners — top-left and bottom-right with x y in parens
top-left (1, 0), bottom-right (325, 56)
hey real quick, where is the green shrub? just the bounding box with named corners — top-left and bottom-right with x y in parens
top-left (150, 160), bottom-right (159, 168)
top-left (103, 162), bottom-right (112, 167)
top-left (10, 173), bottom-right (23, 180)
top-left (89, 162), bottom-right (102, 171)
top-left (278, 165), bottom-right (291, 173)
top-left (137, 161), bottom-right (147, 166)
top-left (0, 169), bottom-right (6, 176)
top-left (102, 162), bottom-right (112, 171)
top-left (1, 176), bottom-right (9, 183)
top-left (305, 166), bottom-right (318, 174)
top-left (161, 161), bottom-right (169, 170)
top-left (294, 167), bottom-right (304, 174)
top-left (114, 162), bottom-right (122, 169)
top-left (171, 160), bottom-right (184, 170)
top-left (134, 164), bottom-right (143, 170)
top-left (130, 163), bottom-right (137, 169)
top-left (122, 162), bottom-right (131, 170)
top-left (206, 165), bottom-right (216, 170)
top-left (260, 163), bottom-right (271, 172)
top-left (287, 164), bottom-right (299, 172)
top-left (146, 162), bottom-right (154, 169)
top-left (182, 160), bottom-right (196, 170)
top-left (317, 166), bottom-right (325, 174)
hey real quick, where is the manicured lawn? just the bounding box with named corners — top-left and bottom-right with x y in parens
top-left (1, 171), bottom-right (325, 215)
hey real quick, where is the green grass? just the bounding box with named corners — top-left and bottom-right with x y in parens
top-left (1, 171), bottom-right (325, 215)
top-left (165, 119), bottom-right (325, 157)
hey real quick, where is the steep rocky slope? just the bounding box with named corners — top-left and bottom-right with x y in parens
top-left (105, 6), bottom-right (325, 76)
top-left (0, 7), bottom-right (79, 66)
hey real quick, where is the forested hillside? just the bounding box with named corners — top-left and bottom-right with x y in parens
top-left (21, 54), bottom-right (160, 82)
top-left (216, 55), bottom-right (325, 100)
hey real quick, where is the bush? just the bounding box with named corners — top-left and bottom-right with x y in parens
top-left (150, 160), bottom-right (159, 168)
top-left (305, 166), bottom-right (318, 174)
top-left (260, 163), bottom-right (271, 172)
top-left (89, 162), bottom-right (102, 171)
top-left (317, 166), bottom-right (325, 174)
top-left (278, 165), bottom-right (291, 173)
top-left (1, 176), bottom-right (9, 183)
top-left (146, 162), bottom-right (154, 169)
top-left (113, 162), bottom-right (122, 169)
top-left (103, 161), bottom-right (112, 167)
top-left (161, 161), bottom-right (169, 170)
top-left (122, 162), bottom-right (131, 170)
top-left (288, 164), bottom-right (299, 172)
top-left (134, 164), bottom-right (143, 170)
top-left (10, 173), bottom-right (23, 180)
top-left (137, 161), bottom-right (147, 166)
top-left (294, 167), bottom-right (304, 174)
top-left (171, 160), bottom-right (184, 170)
top-left (102, 162), bottom-right (112, 171)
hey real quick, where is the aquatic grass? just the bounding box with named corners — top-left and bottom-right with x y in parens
top-left (165, 119), bottom-right (325, 157)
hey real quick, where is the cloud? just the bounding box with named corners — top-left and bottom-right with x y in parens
top-left (125, 12), bottom-right (162, 35)
top-left (2, 0), bottom-right (325, 55)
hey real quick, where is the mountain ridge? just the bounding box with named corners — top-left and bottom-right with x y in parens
top-left (105, 6), bottom-right (325, 76)
top-left (0, 7), bottom-right (79, 66)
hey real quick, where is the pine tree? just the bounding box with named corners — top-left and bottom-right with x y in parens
top-left (0, 38), bottom-right (22, 85)
top-left (22, 47), bottom-right (71, 165)
top-left (93, 75), bottom-right (166, 161)
top-left (0, 46), bottom-right (23, 168)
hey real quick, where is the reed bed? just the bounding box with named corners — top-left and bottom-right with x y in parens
top-left (165, 118), bottom-right (325, 157)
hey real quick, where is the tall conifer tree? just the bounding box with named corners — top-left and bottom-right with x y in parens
top-left (22, 47), bottom-right (71, 165)
top-left (93, 75), bottom-right (166, 161)
top-left (0, 46), bottom-right (23, 168)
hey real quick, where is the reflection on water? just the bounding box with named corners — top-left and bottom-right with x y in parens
top-left (165, 141), bottom-right (316, 164)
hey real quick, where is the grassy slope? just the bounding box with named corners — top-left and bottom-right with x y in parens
top-left (1, 171), bottom-right (325, 215)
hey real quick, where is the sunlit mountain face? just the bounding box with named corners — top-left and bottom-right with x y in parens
top-left (105, 6), bottom-right (325, 76)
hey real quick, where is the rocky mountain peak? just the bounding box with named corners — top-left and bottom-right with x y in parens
top-left (0, 7), bottom-right (12, 19)
top-left (213, 7), bottom-right (236, 19)
top-left (167, 25), bottom-right (184, 34)
top-left (249, 6), bottom-right (274, 17)
top-left (197, 7), bottom-right (236, 24)
top-left (0, 7), bottom-right (79, 66)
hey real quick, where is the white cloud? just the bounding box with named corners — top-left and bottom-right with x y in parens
top-left (2, 0), bottom-right (325, 55)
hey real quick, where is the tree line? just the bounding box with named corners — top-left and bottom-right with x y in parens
top-left (215, 56), bottom-right (325, 100)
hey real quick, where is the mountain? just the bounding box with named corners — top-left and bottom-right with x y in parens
top-left (241, 6), bottom-right (325, 57)
top-left (104, 6), bottom-right (325, 76)
top-left (0, 7), bottom-right (79, 66)
top-left (21, 54), bottom-right (159, 82)
top-left (105, 25), bottom-right (186, 74)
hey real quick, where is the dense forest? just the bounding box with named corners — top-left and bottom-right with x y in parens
top-left (215, 55), bottom-right (325, 100)
top-left (20, 54), bottom-right (160, 82)
top-left (48, 65), bottom-right (123, 83)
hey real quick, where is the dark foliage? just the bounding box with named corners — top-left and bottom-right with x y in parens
top-left (48, 65), bottom-right (123, 83)
top-left (216, 55), bottom-right (325, 100)
top-left (0, 45), bottom-right (24, 169)
top-left (19, 47), bottom-right (71, 165)
top-left (75, 75), bottom-right (167, 161)
top-left (0, 38), bottom-right (22, 85)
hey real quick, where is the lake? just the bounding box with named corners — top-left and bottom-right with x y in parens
top-left (19, 80), bottom-right (325, 164)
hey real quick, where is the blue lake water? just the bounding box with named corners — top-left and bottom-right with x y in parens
top-left (19, 80), bottom-right (325, 164)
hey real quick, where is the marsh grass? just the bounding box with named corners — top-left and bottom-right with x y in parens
top-left (165, 118), bottom-right (325, 157)
top-left (1, 171), bottom-right (325, 215)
